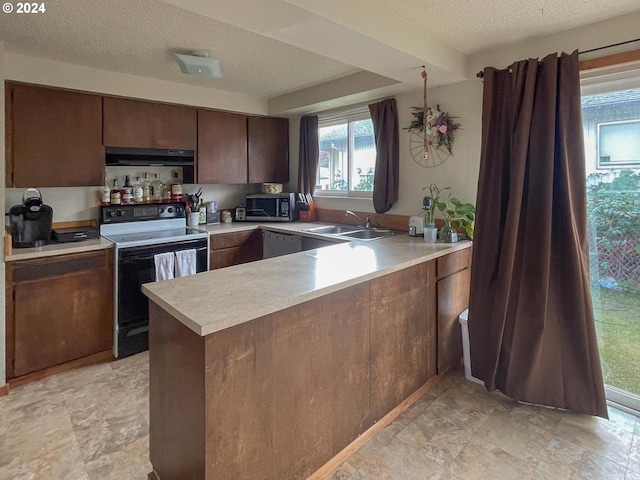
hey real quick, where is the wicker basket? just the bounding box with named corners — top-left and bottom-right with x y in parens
top-left (261, 183), bottom-right (283, 194)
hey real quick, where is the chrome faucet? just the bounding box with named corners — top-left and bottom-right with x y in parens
top-left (345, 210), bottom-right (371, 228)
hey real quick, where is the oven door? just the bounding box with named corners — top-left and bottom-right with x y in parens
top-left (115, 238), bottom-right (208, 358)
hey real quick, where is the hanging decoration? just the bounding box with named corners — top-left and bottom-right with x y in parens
top-left (404, 67), bottom-right (461, 167)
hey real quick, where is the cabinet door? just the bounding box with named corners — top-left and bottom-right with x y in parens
top-left (197, 110), bottom-right (248, 184)
top-left (210, 231), bottom-right (263, 269)
top-left (153, 103), bottom-right (197, 150)
top-left (103, 97), bottom-right (155, 148)
top-left (8, 83), bottom-right (104, 187)
top-left (437, 268), bottom-right (470, 374)
top-left (247, 116), bottom-right (289, 183)
top-left (8, 250), bottom-right (114, 378)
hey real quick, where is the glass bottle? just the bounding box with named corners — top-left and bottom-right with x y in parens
top-left (110, 179), bottom-right (121, 205)
top-left (198, 198), bottom-right (206, 224)
top-left (133, 176), bottom-right (143, 203)
top-left (100, 171), bottom-right (111, 205)
top-left (150, 173), bottom-right (163, 202)
top-left (170, 170), bottom-right (183, 200)
top-left (439, 219), bottom-right (458, 243)
top-left (142, 172), bottom-right (152, 203)
top-left (122, 175), bottom-right (133, 204)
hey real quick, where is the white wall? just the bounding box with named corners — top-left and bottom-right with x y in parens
top-left (289, 11), bottom-right (640, 220)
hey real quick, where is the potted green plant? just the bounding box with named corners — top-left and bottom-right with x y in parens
top-left (422, 184), bottom-right (450, 226)
top-left (423, 184), bottom-right (475, 242)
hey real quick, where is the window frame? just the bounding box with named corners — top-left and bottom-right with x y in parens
top-left (315, 108), bottom-right (375, 199)
top-left (596, 118), bottom-right (640, 168)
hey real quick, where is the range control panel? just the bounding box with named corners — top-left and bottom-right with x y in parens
top-left (100, 202), bottom-right (186, 224)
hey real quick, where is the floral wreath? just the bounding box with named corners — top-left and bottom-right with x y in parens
top-left (403, 105), bottom-right (461, 155)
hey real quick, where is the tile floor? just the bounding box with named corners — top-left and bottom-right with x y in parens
top-left (1, 353), bottom-right (639, 480)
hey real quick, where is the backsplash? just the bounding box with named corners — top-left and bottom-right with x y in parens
top-left (5, 176), bottom-right (261, 225)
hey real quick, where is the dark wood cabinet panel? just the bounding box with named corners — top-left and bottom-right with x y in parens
top-left (153, 103), bottom-right (197, 150)
top-left (436, 263), bottom-right (470, 374)
top-left (7, 83), bottom-right (104, 187)
top-left (247, 116), bottom-right (289, 184)
top-left (103, 98), bottom-right (196, 150)
top-left (197, 110), bottom-right (248, 184)
top-left (150, 283), bottom-right (371, 480)
top-left (209, 230), bottom-right (262, 270)
top-left (369, 261), bottom-right (436, 420)
top-left (103, 97), bottom-right (155, 148)
top-left (6, 249), bottom-right (114, 379)
top-left (437, 248), bottom-right (471, 279)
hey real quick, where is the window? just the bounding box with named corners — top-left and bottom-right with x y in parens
top-left (315, 108), bottom-right (376, 196)
top-left (597, 119), bottom-right (640, 168)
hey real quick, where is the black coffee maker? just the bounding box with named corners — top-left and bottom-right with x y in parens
top-left (9, 188), bottom-right (53, 248)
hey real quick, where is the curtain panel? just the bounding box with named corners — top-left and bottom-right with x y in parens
top-left (469, 51), bottom-right (608, 418)
top-left (298, 115), bottom-right (319, 195)
top-left (368, 99), bottom-right (399, 213)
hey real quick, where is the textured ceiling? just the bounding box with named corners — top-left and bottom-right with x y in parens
top-left (368, 0), bottom-right (640, 55)
top-left (0, 0), bottom-right (639, 103)
top-left (0, 0), bottom-right (357, 97)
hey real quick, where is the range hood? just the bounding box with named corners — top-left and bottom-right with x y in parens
top-left (105, 147), bottom-right (195, 183)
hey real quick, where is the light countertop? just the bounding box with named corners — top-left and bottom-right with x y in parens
top-left (4, 237), bottom-right (115, 262)
top-left (142, 225), bottom-right (471, 337)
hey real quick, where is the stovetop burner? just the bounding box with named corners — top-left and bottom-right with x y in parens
top-left (99, 203), bottom-right (208, 248)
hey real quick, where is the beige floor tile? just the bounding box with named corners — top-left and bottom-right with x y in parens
top-left (541, 436), bottom-right (628, 480)
top-left (555, 411), bottom-right (633, 467)
top-left (348, 430), bottom-right (447, 479)
top-left (471, 405), bottom-right (555, 467)
top-left (627, 435), bottom-right (640, 473)
top-left (325, 460), bottom-right (365, 479)
top-left (84, 435), bottom-right (152, 480)
top-left (395, 402), bottom-right (489, 466)
top-left (608, 407), bottom-right (637, 434)
top-left (448, 436), bottom-right (537, 480)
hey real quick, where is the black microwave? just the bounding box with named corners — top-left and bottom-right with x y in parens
top-left (244, 193), bottom-right (299, 222)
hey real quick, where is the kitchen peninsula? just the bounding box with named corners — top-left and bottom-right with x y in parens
top-left (142, 228), bottom-right (471, 480)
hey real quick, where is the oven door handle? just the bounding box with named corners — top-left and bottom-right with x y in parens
top-left (120, 246), bottom-right (208, 263)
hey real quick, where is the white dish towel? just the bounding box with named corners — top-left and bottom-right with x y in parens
top-left (175, 249), bottom-right (197, 277)
top-left (154, 252), bottom-right (175, 281)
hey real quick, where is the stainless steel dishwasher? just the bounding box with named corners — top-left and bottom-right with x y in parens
top-left (262, 230), bottom-right (303, 259)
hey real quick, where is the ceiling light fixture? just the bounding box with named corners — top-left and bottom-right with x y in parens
top-left (174, 50), bottom-right (222, 78)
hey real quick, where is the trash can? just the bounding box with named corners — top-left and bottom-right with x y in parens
top-left (459, 309), bottom-right (484, 385)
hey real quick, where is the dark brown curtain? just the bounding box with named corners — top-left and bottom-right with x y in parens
top-left (298, 115), bottom-right (319, 195)
top-left (469, 51), bottom-right (608, 418)
top-left (368, 99), bottom-right (399, 213)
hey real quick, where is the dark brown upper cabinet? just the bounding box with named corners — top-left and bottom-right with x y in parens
top-left (248, 116), bottom-right (289, 184)
top-left (6, 82), bottom-right (104, 187)
top-left (197, 109), bottom-right (248, 184)
top-left (103, 97), bottom-right (197, 150)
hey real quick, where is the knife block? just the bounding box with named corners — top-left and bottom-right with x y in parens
top-left (299, 203), bottom-right (317, 222)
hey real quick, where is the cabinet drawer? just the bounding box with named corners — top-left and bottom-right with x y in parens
top-left (210, 230), bottom-right (260, 250)
top-left (436, 248), bottom-right (471, 279)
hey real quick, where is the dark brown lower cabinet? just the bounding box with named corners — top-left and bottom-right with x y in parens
top-left (6, 249), bottom-right (114, 379)
top-left (209, 230), bottom-right (263, 270)
top-left (148, 258), bottom-right (439, 480)
top-left (436, 248), bottom-right (472, 374)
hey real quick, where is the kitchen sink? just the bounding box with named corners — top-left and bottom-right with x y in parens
top-left (303, 225), bottom-right (362, 234)
top-left (302, 224), bottom-right (394, 241)
top-left (340, 229), bottom-right (393, 240)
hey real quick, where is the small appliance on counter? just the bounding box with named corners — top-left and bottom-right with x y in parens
top-left (409, 215), bottom-right (426, 236)
top-left (51, 226), bottom-right (100, 243)
top-left (244, 193), bottom-right (299, 222)
top-left (9, 188), bottom-right (53, 248)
